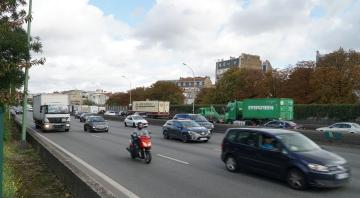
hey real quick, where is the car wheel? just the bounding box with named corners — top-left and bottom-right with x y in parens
top-left (203, 140), bottom-right (209, 143)
top-left (287, 169), bottom-right (307, 190)
top-left (84, 126), bottom-right (87, 132)
top-left (65, 129), bottom-right (69, 132)
top-left (124, 122), bottom-right (127, 127)
top-left (182, 134), bottom-right (188, 143)
top-left (225, 155), bottom-right (238, 172)
top-left (163, 131), bottom-right (169, 139)
top-left (105, 129), bottom-right (109, 132)
top-left (133, 123), bottom-right (136, 128)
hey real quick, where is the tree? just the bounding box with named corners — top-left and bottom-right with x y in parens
top-left (311, 48), bottom-right (360, 103)
top-left (82, 99), bottom-right (95, 106)
top-left (0, 0), bottom-right (45, 107)
top-left (282, 61), bottom-right (315, 104)
top-left (147, 81), bottom-right (184, 105)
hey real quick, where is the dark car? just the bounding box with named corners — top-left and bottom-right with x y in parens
top-left (264, 120), bottom-right (303, 129)
top-left (84, 116), bottom-right (109, 132)
top-left (80, 113), bottom-right (93, 122)
top-left (162, 120), bottom-right (211, 143)
top-left (221, 128), bottom-right (350, 190)
top-left (173, 114), bottom-right (214, 131)
top-left (74, 112), bottom-right (83, 119)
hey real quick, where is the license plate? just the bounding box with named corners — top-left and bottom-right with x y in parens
top-left (336, 173), bottom-right (349, 179)
top-left (200, 138), bottom-right (208, 141)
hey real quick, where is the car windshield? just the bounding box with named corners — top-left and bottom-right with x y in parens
top-left (352, 123), bottom-right (360, 128)
top-left (132, 116), bottom-right (143, 120)
top-left (90, 117), bottom-right (105, 122)
top-left (47, 105), bottom-right (69, 114)
top-left (175, 114), bottom-right (190, 119)
top-left (276, 133), bottom-right (320, 152)
top-left (180, 120), bottom-right (201, 128)
top-left (191, 114), bottom-right (208, 122)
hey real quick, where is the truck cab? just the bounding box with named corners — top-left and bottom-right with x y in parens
top-left (33, 94), bottom-right (71, 132)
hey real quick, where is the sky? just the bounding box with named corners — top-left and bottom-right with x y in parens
top-left (28, 0), bottom-right (360, 93)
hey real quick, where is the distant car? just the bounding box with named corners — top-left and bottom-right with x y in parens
top-left (118, 111), bottom-right (126, 116)
top-left (162, 119), bottom-right (211, 143)
top-left (83, 116), bottom-right (109, 132)
top-left (27, 105), bottom-right (33, 112)
top-left (104, 111), bottom-right (117, 116)
top-left (14, 107), bottom-right (23, 114)
top-left (124, 115), bottom-right (148, 127)
top-left (221, 128), bottom-right (350, 190)
top-left (316, 122), bottom-right (360, 134)
top-left (134, 112), bottom-right (148, 118)
top-left (74, 112), bottom-right (83, 119)
top-left (264, 120), bottom-right (302, 129)
top-left (173, 114), bottom-right (214, 131)
top-left (80, 113), bottom-right (93, 122)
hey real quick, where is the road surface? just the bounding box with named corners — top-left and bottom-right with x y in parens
top-left (22, 113), bottom-right (360, 198)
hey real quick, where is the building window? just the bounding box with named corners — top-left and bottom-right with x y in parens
top-left (196, 82), bottom-right (200, 87)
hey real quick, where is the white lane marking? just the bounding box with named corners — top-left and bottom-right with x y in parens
top-left (156, 154), bottom-right (190, 165)
top-left (214, 148), bottom-right (222, 152)
top-left (91, 134), bottom-right (101, 138)
top-left (24, 125), bottom-right (140, 198)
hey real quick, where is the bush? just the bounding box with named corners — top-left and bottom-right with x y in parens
top-left (294, 104), bottom-right (360, 121)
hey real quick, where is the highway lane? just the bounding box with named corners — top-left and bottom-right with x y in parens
top-left (23, 114), bottom-right (360, 198)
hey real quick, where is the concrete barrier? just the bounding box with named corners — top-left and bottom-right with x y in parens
top-left (13, 117), bottom-right (128, 198)
top-left (101, 115), bottom-right (360, 146)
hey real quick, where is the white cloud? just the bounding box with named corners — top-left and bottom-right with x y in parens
top-left (28, 0), bottom-right (360, 93)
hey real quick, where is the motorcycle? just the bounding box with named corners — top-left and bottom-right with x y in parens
top-left (126, 131), bottom-right (152, 164)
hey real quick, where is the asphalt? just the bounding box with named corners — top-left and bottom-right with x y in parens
top-left (22, 113), bottom-right (360, 198)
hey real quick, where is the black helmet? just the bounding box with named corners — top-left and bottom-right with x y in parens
top-left (137, 122), bottom-right (144, 129)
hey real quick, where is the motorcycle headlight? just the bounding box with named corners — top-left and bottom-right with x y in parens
top-left (308, 163), bottom-right (329, 172)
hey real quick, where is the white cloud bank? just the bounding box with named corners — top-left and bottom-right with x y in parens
top-left (29, 0), bottom-right (360, 93)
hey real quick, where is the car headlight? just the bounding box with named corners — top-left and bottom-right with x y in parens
top-left (308, 163), bottom-right (329, 172)
top-left (66, 117), bottom-right (71, 122)
top-left (210, 124), bottom-right (214, 129)
top-left (93, 126), bottom-right (96, 128)
top-left (189, 131), bottom-right (198, 136)
top-left (44, 118), bottom-right (49, 123)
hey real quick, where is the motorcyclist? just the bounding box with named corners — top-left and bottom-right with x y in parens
top-left (131, 122), bottom-right (147, 150)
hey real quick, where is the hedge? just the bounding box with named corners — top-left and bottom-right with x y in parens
top-left (170, 104), bottom-right (360, 121)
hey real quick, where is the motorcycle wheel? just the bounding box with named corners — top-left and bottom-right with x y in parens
top-left (130, 147), bottom-right (136, 159)
top-left (144, 150), bottom-right (152, 164)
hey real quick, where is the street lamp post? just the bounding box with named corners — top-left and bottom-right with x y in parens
top-left (122, 76), bottom-right (132, 110)
top-left (21, 0), bottom-right (33, 146)
top-left (183, 63), bottom-right (196, 114)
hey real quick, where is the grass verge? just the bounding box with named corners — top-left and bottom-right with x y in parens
top-left (3, 114), bottom-right (72, 198)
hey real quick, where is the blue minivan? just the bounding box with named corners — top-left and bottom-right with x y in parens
top-left (221, 128), bottom-right (350, 190)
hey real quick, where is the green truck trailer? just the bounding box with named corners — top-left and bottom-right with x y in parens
top-left (224, 98), bottom-right (294, 124)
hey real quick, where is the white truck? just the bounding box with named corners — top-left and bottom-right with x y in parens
top-left (132, 101), bottom-right (170, 118)
top-left (33, 94), bottom-right (71, 132)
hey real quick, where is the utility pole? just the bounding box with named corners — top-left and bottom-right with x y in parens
top-left (0, 107), bottom-right (4, 197)
top-left (21, 0), bottom-right (32, 146)
top-left (183, 63), bottom-right (196, 114)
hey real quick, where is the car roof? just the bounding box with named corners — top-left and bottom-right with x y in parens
top-left (227, 128), bottom-right (298, 135)
top-left (332, 122), bottom-right (356, 125)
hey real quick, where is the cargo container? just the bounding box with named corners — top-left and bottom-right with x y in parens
top-left (33, 94), bottom-right (71, 131)
top-left (224, 98), bottom-right (293, 124)
top-left (132, 101), bottom-right (170, 118)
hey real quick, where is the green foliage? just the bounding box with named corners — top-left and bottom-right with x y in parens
top-left (147, 81), bottom-right (184, 105)
top-left (294, 104), bottom-right (360, 121)
top-left (0, 0), bottom-right (45, 107)
top-left (107, 82), bottom-right (185, 106)
top-left (82, 99), bottom-right (95, 106)
top-left (4, 145), bottom-right (19, 198)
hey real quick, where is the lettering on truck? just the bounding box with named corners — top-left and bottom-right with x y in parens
top-left (248, 106), bottom-right (274, 110)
